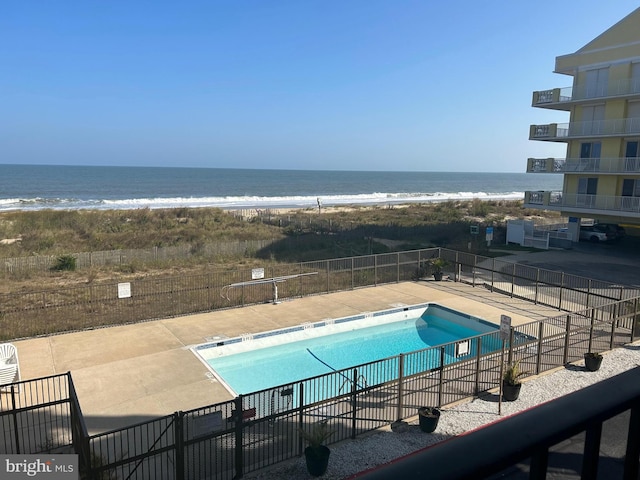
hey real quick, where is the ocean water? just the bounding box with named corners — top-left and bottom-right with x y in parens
top-left (0, 164), bottom-right (562, 212)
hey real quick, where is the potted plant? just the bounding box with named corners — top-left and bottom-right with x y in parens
top-left (428, 258), bottom-right (449, 281)
top-left (502, 360), bottom-right (526, 401)
top-left (299, 420), bottom-right (335, 477)
top-left (584, 351), bottom-right (603, 372)
top-left (417, 406), bottom-right (441, 433)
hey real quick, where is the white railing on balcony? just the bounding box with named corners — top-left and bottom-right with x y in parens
top-left (531, 118), bottom-right (640, 139)
top-left (533, 78), bottom-right (640, 106)
top-left (527, 157), bottom-right (640, 174)
top-left (525, 191), bottom-right (640, 213)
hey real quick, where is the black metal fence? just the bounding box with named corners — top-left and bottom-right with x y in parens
top-left (3, 248), bottom-right (640, 341)
top-left (0, 373), bottom-right (87, 457)
top-left (0, 305), bottom-right (637, 479)
top-left (79, 297), bottom-right (638, 479)
top-left (3, 248), bottom-right (640, 479)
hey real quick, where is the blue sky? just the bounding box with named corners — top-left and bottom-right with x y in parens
top-left (2, 1), bottom-right (639, 172)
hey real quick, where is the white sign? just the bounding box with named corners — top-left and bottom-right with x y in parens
top-left (118, 282), bottom-right (132, 299)
top-left (486, 226), bottom-right (494, 242)
top-left (500, 314), bottom-right (512, 340)
top-left (455, 340), bottom-right (470, 357)
top-left (252, 268), bottom-right (265, 280)
top-left (192, 411), bottom-right (223, 438)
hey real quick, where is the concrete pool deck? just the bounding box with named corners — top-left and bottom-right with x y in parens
top-left (12, 280), bottom-right (563, 434)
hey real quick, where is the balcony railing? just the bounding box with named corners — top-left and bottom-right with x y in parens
top-left (356, 367), bottom-right (640, 480)
top-left (527, 157), bottom-right (640, 174)
top-left (530, 118), bottom-right (640, 141)
top-left (524, 191), bottom-right (640, 214)
top-left (533, 77), bottom-right (640, 107)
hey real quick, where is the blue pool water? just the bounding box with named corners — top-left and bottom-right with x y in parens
top-left (194, 303), bottom-right (500, 396)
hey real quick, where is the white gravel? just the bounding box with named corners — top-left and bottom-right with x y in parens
top-left (245, 345), bottom-right (640, 479)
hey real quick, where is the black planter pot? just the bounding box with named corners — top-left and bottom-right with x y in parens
top-left (502, 381), bottom-right (522, 401)
top-left (433, 272), bottom-right (443, 281)
top-left (304, 445), bottom-right (331, 477)
top-left (418, 407), bottom-right (441, 433)
top-left (584, 353), bottom-right (603, 372)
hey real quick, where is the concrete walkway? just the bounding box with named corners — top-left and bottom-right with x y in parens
top-left (13, 280), bottom-right (563, 434)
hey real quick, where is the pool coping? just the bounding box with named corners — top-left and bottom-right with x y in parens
top-left (190, 301), bottom-right (500, 397)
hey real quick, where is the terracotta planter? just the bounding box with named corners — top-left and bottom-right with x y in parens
top-left (418, 407), bottom-right (441, 433)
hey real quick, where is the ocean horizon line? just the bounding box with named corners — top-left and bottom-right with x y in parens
top-left (0, 163), bottom-right (527, 175)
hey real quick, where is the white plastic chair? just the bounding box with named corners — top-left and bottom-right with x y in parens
top-left (0, 343), bottom-right (20, 386)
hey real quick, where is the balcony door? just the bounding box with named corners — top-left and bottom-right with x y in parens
top-left (579, 142), bottom-right (601, 171)
top-left (578, 105), bottom-right (605, 135)
top-left (627, 101), bottom-right (640, 135)
top-left (621, 178), bottom-right (640, 210)
top-left (632, 63), bottom-right (640, 95)
top-left (585, 67), bottom-right (609, 98)
top-left (577, 177), bottom-right (597, 207)
top-left (625, 141), bottom-right (640, 171)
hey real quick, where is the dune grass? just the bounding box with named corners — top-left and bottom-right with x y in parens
top-left (0, 200), bottom-right (560, 290)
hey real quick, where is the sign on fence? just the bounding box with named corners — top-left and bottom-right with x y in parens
top-left (252, 268), bottom-right (265, 280)
top-left (499, 314), bottom-right (511, 340)
top-left (455, 340), bottom-right (470, 357)
top-left (117, 282), bottom-right (131, 299)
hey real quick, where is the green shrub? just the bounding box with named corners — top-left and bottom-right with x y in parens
top-left (51, 255), bottom-right (77, 271)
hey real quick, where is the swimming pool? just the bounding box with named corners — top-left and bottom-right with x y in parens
top-left (193, 303), bottom-right (500, 397)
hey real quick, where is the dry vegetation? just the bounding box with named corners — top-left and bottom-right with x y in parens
top-left (0, 200), bottom-right (561, 292)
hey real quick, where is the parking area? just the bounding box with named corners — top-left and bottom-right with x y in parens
top-left (497, 236), bottom-right (640, 286)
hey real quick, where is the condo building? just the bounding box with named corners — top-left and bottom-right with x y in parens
top-left (525, 7), bottom-right (640, 241)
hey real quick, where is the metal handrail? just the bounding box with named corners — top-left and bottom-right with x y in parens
top-left (355, 367), bottom-right (640, 480)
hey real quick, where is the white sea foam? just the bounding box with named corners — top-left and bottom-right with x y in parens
top-left (0, 191), bottom-right (526, 212)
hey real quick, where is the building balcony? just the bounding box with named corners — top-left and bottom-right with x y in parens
top-left (527, 157), bottom-right (640, 174)
top-left (530, 117), bottom-right (640, 142)
top-left (524, 191), bottom-right (640, 217)
top-left (532, 77), bottom-right (640, 110)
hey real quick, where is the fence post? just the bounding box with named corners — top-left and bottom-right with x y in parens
top-left (351, 368), bottom-right (358, 439)
top-left (175, 412), bottom-right (185, 480)
top-left (326, 261), bottom-right (330, 293)
top-left (396, 252), bottom-right (400, 283)
top-left (374, 255), bottom-right (378, 287)
top-left (588, 308), bottom-right (595, 353)
top-left (510, 264), bottom-right (516, 298)
top-left (610, 303), bottom-right (618, 350)
top-left (490, 258), bottom-right (495, 292)
top-left (563, 315), bottom-right (571, 365)
top-left (536, 321), bottom-right (544, 375)
top-left (396, 354), bottom-right (405, 422)
top-left (234, 396), bottom-right (244, 479)
top-left (438, 347), bottom-right (445, 408)
top-left (507, 328), bottom-right (514, 366)
top-left (474, 338), bottom-right (482, 395)
top-left (351, 257), bottom-right (354, 290)
top-left (535, 269), bottom-right (540, 305)
top-left (11, 385), bottom-right (20, 454)
top-left (298, 383), bottom-right (305, 455)
top-left (558, 273), bottom-right (564, 310)
top-left (586, 279), bottom-right (591, 309)
top-left (633, 298), bottom-right (639, 343)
